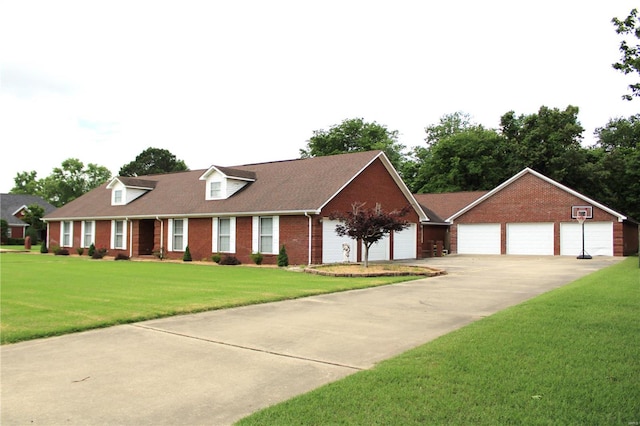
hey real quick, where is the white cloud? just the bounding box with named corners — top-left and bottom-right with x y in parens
top-left (1, 0), bottom-right (638, 191)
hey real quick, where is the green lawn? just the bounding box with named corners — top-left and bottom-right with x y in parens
top-left (0, 252), bottom-right (417, 344)
top-left (237, 257), bottom-right (640, 425)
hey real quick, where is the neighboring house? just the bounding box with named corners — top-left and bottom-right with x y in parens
top-left (416, 168), bottom-right (638, 257)
top-left (0, 194), bottom-right (57, 241)
top-left (43, 151), bottom-right (430, 264)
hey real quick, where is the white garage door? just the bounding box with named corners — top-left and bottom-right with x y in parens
top-left (393, 224), bottom-right (417, 259)
top-left (560, 222), bottom-right (613, 256)
top-left (365, 235), bottom-right (390, 261)
top-left (322, 220), bottom-right (356, 263)
top-left (507, 223), bottom-right (554, 255)
top-left (457, 223), bottom-right (501, 254)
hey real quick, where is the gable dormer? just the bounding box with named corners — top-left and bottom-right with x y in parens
top-left (106, 177), bottom-right (157, 206)
top-left (199, 166), bottom-right (256, 200)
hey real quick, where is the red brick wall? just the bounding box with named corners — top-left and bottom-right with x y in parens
top-left (450, 173), bottom-right (623, 255)
top-left (322, 158), bottom-right (419, 222)
top-left (233, 216), bottom-right (253, 264)
top-left (186, 218), bottom-right (212, 261)
top-left (278, 215), bottom-right (311, 265)
top-left (47, 222), bottom-right (60, 248)
top-left (310, 215), bottom-right (323, 264)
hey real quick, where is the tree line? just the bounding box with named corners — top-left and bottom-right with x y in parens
top-left (10, 148), bottom-right (188, 207)
top-left (300, 109), bottom-right (639, 220)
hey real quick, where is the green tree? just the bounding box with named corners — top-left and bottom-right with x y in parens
top-left (403, 112), bottom-right (479, 192)
top-left (277, 245), bottom-right (289, 267)
top-left (587, 115), bottom-right (640, 219)
top-left (22, 204), bottom-right (45, 243)
top-left (11, 171), bottom-right (42, 195)
top-left (11, 159), bottom-right (111, 207)
top-left (300, 118), bottom-right (407, 172)
top-left (41, 159), bottom-right (112, 207)
top-left (499, 105), bottom-right (587, 189)
top-left (612, 8), bottom-right (640, 100)
top-left (424, 111), bottom-right (474, 147)
top-left (119, 147), bottom-right (188, 177)
top-left (414, 127), bottom-right (508, 193)
top-left (407, 113), bottom-right (508, 193)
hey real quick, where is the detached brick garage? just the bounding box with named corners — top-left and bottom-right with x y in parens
top-left (425, 168), bottom-right (638, 257)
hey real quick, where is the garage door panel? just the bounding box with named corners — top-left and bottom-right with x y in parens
top-left (365, 235), bottom-right (389, 261)
top-left (322, 220), bottom-right (356, 263)
top-left (393, 224), bottom-right (417, 259)
top-left (457, 224), bottom-right (501, 254)
top-left (560, 222), bottom-right (613, 256)
top-left (507, 223), bottom-right (554, 255)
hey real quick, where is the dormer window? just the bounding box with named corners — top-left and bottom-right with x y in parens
top-left (200, 166), bottom-right (256, 201)
top-left (107, 177), bottom-right (157, 206)
top-left (210, 182), bottom-right (222, 199)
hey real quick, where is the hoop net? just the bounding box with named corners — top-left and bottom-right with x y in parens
top-left (576, 210), bottom-right (587, 224)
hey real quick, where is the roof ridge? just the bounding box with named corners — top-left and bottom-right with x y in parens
top-left (227, 150), bottom-right (382, 168)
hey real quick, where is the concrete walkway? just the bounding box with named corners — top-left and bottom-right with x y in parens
top-left (1, 255), bottom-right (621, 425)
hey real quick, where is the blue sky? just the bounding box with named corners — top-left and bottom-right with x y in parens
top-left (1, 1), bottom-right (638, 192)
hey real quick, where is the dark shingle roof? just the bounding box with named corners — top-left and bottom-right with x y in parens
top-left (115, 177), bottom-right (158, 189)
top-left (45, 151), bottom-right (388, 220)
top-left (413, 191), bottom-right (489, 222)
top-left (1, 194), bottom-right (57, 225)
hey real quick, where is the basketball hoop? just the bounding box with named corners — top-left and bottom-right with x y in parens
top-left (575, 209), bottom-right (592, 259)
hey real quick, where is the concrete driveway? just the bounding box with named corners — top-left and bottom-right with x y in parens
top-left (1, 255), bottom-right (621, 425)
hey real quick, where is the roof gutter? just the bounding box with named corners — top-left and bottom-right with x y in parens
top-left (44, 209), bottom-right (323, 222)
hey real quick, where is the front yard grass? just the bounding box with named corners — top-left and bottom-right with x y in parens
top-left (0, 253), bottom-right (419, 344)
top-left (237, 257), bottom-right (640, 425)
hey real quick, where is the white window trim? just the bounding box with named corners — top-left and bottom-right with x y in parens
top-left (212, 217), bottom-right (236, 253)
top-left (81, 220), bottom-right (95, 248)
top-left (60, 221), bottom-right (73, 247)
top-left (113, 189), bottom-right (125, 205)
top-left (168, 218), bottom-right (189, 252)
top-left (210, 181), bottom-right (222, 199)
top-left (110, 219), bottom-right (128, 250)
top-left (252, 216), bottom-right (279, 254)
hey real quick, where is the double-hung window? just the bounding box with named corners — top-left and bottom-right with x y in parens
top-left (112, 220), bottom-right (126, 249)
top-left (212, 217), bottom-right (235, 253)
top-left (210, 181), bottom-right (222, 199)
top-left (219, 218), bottom-right (231, 252)
top-left (61, 221), bottom-right (73, 247)
top-left (259, 217), bottom-right (273, 253)
top-left (82, 221), bottom-right (95, 248)
top-left (168, 218), bottom-right (188, 252)
top-left (252, 216), bottom-right (279, 254)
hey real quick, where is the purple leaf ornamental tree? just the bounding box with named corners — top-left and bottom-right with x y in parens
top-left (329, 202), bottom-right (411, 268)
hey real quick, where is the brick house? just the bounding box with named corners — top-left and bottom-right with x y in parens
top-left (43, 151), bottom-right (429, 264)
top-left (1, 194), bottom-right (56, 242)
top-left (416, 168), bottom-right (638, 257)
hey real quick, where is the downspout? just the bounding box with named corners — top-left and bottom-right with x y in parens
top-left (305, 212), bottom-right (312, 265)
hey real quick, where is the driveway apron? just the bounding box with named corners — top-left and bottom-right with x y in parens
top-left (1, 255), bottom-right (621, 425)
